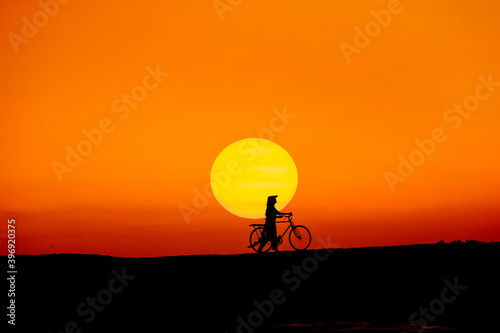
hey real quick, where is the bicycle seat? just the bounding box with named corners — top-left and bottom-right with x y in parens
top-left (249, 224), bottom-right (265, 227)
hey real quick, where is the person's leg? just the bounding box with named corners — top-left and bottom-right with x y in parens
top-left (257, 235), bottom-right (267, 252)
top-left (270, 223), bottom-right (278, 252)
top-left (257, 226), bottom-right (268, 252)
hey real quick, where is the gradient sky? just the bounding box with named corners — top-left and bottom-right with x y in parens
top-left (1, 0), bottom-right (499, 257)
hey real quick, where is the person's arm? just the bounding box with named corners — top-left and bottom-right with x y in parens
top-left (276, 208), bottom-right (292, 216)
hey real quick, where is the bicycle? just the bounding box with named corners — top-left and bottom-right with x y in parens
top-left (248, 214), bottom-right (311, 252)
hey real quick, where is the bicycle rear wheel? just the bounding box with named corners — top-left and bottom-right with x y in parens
top-left (289, 225), bottom-right (311, 251)
top-left (249, 227), bottom-right (271, 253)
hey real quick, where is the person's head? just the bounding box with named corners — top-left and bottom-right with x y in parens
top-left (267, 195), bottom-right (278, 206)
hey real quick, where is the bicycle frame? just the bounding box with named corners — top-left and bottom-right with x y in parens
top-left (250, 216), bottom-right (295, 239)
top-left (275, 216), bottom-right (295, 238)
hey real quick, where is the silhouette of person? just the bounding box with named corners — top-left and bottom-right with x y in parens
top-left (258, 195), bottom-right (292, 252)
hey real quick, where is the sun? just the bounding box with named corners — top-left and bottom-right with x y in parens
top-left (210, 138), bottom-right (298, 219)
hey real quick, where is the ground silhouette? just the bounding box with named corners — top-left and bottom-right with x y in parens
top-left (8, 241), bottom-right (500, 332)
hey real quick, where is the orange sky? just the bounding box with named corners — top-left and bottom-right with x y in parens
top-left (1, 0), bottom-right (499, 257)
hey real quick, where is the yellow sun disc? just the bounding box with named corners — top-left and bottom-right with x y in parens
top-left (210, 138), bottom-right (298, 219)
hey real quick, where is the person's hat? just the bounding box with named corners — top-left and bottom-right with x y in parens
top-left (267, 195), bottom-right (278, 205)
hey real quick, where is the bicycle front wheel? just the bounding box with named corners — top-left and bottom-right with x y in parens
top-left (289, 225), bottom-right (311, 251)
top-left (249, 227), bottom-right (271, 253)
